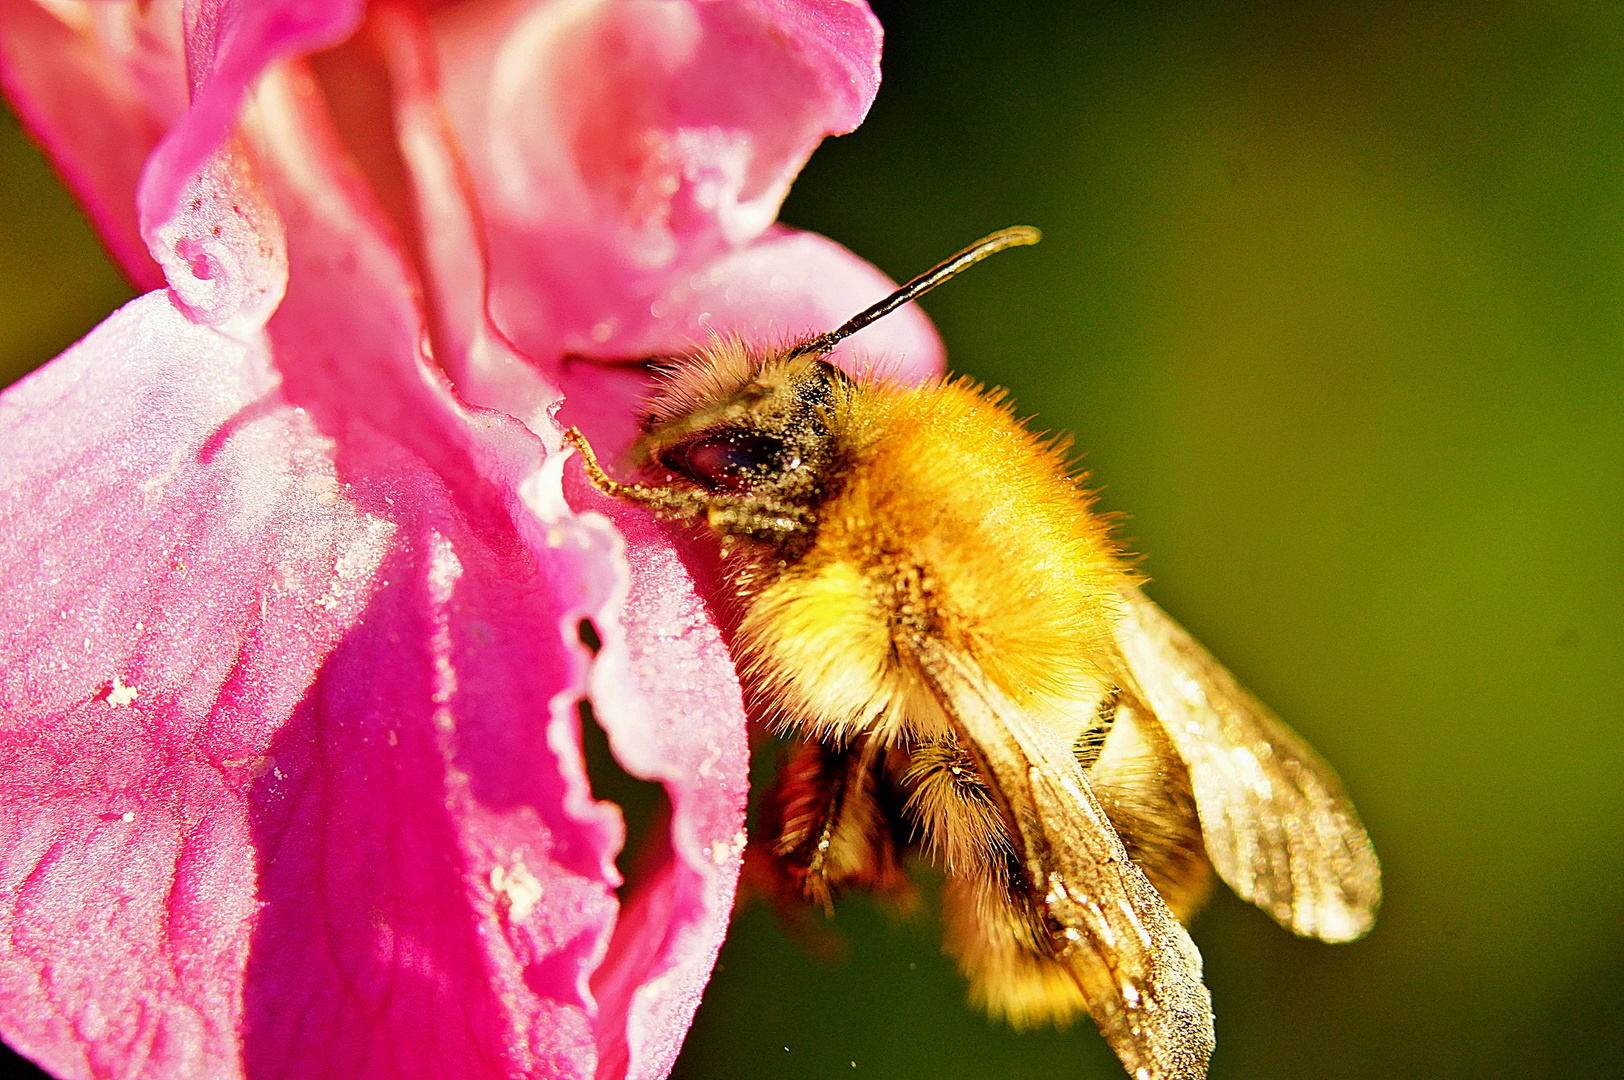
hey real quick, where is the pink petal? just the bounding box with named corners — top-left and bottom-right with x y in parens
top-left (0, 0), bottom-right (364, 295)
top-left (2, 2), bottom-right (934, 1078)
top-left (590, 223), bottom-right (946, 372)
top-left (431, 0), bottom-right (885, 359)
top-left (0, 290), bottom-right (616, 1080)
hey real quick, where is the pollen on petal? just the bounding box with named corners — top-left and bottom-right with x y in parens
top-left (491, 860), bottom-right (546, 924)
top-left (104, 675), bottom-right (137, 708)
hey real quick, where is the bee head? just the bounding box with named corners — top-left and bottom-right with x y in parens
top-left (565, 227), bottom-right (1041, 551)
top-left (624, 225), bottom-right (1042, 506)
top-left (630, 339), bottom-right (851, 512)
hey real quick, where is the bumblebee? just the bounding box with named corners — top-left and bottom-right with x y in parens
top-left (567, 228), bottom-right (1379, 1080)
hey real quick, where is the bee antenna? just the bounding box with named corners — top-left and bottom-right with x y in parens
top-left (787, 226), bottom-right (1042, 359)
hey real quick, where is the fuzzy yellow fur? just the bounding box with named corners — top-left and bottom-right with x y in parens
top-left (734, 372), bottom-right (1130, 747)
top-left (941, 873), bottom-right (1092, 1029)
top-left (621, 344), bottom-right (1211, 1033)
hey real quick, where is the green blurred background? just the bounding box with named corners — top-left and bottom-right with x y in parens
top-left (4, 2), bottom-right (1621, 1079)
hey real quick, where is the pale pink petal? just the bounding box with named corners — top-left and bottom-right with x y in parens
top-left (590, 224), bottom-right (946, 373)
top-left (431, 0), bottom-right (885, 359)
top-left (555, 226), bottom-right (945, 463)
top-left (0, 289), bottom-right (616, 1080)
top-left (0, 0), bottom-right (365, 315)
top-left (0, 0), bottom-right (364, 294)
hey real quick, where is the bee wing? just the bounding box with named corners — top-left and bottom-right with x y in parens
top-left (1115, 588), bottom-right (1381, 942)
top-left (914, 640), bottom-right (1215, 1080)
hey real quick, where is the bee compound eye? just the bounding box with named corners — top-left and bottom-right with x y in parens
top-left (666, 433), bottom-right (785, 492)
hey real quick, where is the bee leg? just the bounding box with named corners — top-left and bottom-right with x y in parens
top-left (565, 427), bottom-right (813, 543)
top-left (762, 737), bottom-right (908, 914)
top-left (898, 735), bottom-right (1012, 876)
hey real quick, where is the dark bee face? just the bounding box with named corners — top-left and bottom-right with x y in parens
top-left (655, 431), bottom-right (793, 493)
top-left (633, 346), bottom-right (850, 522)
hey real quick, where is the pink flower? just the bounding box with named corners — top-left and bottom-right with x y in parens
top-left (0, 3), bottom-right (942, 1078)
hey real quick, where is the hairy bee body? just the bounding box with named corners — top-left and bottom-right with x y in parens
top-left (639, 342), bottom-right (1214, 1027)
top-left (724, 349), bottom-right (1121, 744)
top-left (567, 230), bottom-right (1379, 1080)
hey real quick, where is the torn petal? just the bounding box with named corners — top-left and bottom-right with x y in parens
top-left (579, 497), bottom-right (751, 1080)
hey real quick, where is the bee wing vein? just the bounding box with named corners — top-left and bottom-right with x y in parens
top-left (1115, 588), bottom-right (1382, 942)
top-left (912, 639), bottom-right (1215, 1080)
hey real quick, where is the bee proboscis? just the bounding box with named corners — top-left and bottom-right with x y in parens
top-left (566, 228), bottom-right (1380, 1080)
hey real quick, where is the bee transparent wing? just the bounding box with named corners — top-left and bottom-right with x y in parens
top-left (915, 641), bottom-right (1215, 1080)
top-left (1115, 588), bottom-right (1381, 942)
